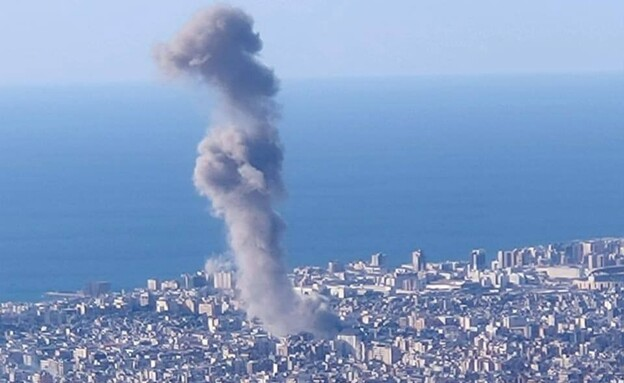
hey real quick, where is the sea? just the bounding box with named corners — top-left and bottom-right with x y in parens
top-left (1, 74), bottom-right (623, 302)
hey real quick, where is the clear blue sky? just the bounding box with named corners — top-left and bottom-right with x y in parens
top-left (1, 0), bottom-right (623, 85)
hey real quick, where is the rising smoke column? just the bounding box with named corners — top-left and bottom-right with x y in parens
top-left (155, 5), bottom-right (340, 337)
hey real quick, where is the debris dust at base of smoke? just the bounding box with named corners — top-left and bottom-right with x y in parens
top-left (155, 5), bottom-right (341, 338)
top-left (204, 252), bottom-right (235, 276)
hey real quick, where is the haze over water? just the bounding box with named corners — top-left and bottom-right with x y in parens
top-left (1, 74), bottom-right (622, 301)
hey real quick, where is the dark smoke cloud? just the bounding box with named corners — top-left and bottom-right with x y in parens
top-left (155, 5), bottom-right (340, 337)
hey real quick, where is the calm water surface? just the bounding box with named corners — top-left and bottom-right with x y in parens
top-left (1, 74), bottom-right (623, 301)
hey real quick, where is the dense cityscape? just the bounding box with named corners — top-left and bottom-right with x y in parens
top-left (2, 237), bottom-right (624, 382)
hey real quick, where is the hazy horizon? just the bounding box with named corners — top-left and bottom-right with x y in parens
top-left (1, 1), bottom-right (623, 85)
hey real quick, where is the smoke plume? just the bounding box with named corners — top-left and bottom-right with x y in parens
top-left (155, 5), bottom-right (340, 337)
top-left (204, 252), bottom-right (235, 276)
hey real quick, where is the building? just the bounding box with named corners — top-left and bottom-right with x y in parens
top-left (84, 281), bottom-right (111, 297)
top-left (337, 330), bottom-right (363, 361)
top-left (214, 271), bottom-right (234, 290)
top-left (412, 249), bottom-right (426, 271)
top-left (147, 279), bottom-right (160, 291)
top-left (161, 280), bottom-right (180, 290)
top-left (575, 267), bottom-right (624, 290)
top-left (471, 249), bottom-right (486, 271)
top-left (497, 251), bottom-right (513, 269)
top-left (327, 260), bottom-right (344, 273)
top-left (370, 253), bottom-right (385, 267)
top-left (369, 342), bottom-right (400, 365)
top-left (182, 273), bottom-right (207, 289)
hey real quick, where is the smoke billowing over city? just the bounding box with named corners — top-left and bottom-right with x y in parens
top-left (155, 5), bottom-right (340, 337)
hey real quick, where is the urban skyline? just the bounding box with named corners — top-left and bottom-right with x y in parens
top-left (3, 236), bottom-right (624, 381)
